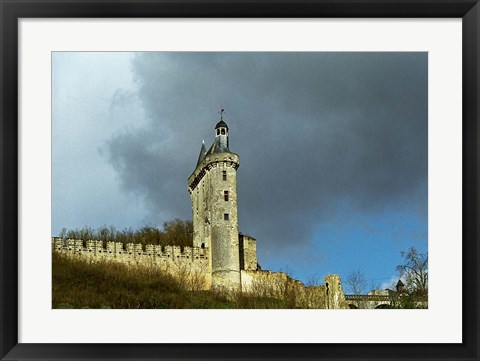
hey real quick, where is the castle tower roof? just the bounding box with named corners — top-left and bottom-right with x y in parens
top-left (207, 117), bottom-right (230, 155)
top-left (205, 137), bottom-right (229, 155)
top-left (215, 120), bottom-right (229, 130)
top-left (196, 141), bottom-right (207, 167)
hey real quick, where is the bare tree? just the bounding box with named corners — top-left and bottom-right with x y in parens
top-left (163, 219), bottom-right (193, 248)
top-left (396, 247), bottom-right (428, 296)
top-left (346, 269), bottom-right (367, 295)
top-left (369, 280), bottom-right (381, 292)
top-left (58, 227), bottom-right (67, 240)
top-left (58, 220), bottom-right (194, 248)
top-left (306, 272), bottom-right (323, 287)
top-left (97, 226), bottom-right (110, 243)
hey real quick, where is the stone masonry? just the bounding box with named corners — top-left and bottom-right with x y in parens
top-left (188, 119), bottom-right (242, 291)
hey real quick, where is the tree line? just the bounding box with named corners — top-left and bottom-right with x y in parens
top-left (345, 247), bottom-right (428, 308)
top-left (57, 219), bottom-right (193, 249)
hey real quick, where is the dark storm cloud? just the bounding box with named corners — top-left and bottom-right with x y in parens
top-left (106, 52), bottom-right (427, 254)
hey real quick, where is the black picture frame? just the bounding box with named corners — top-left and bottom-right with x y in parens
top-left (1, 1), bottom-right (479, 360)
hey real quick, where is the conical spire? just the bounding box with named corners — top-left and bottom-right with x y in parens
top-left (196, 140), bottom-right (207, 166)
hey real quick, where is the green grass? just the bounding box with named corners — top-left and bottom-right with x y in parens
top-left (52, 252), bottom-right (290, 309)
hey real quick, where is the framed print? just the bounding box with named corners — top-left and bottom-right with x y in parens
top-left (1, 1), bottom-right (479, 360)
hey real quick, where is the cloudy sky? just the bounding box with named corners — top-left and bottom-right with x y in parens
top-left (52, 52), bottom-right (427, 291)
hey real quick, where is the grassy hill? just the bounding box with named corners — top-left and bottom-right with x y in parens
top-left (52, 252), bottom-right (287, 309)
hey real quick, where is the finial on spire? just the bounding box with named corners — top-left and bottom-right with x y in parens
top-left (218, 107), bottom-right (225, 121)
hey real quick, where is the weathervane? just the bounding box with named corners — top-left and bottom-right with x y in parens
top-left (218, 107), bottom-right (225, 121)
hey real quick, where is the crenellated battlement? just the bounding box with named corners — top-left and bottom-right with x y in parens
top-left (52, 236), bottom-right (212, 289)
top-left (52, 232), bottom-right (257, 295)
top-left (52, 237), bottom-right (209, 260)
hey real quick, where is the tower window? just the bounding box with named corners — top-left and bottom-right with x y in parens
top-left (221, 128), bottom-right (226, 135)
top-left (222, 171), bottom-right (227, 180)
top-left (224, 213), bottom-right (229, 221)
top-left (216, 129), bottom-right (220, 136)
top-left (224, 191), bottom-right (229, 201)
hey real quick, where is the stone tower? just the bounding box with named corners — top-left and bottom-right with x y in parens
top-left (325, 274), bottom-right (348, 309)
top-left (188, 116), bottom-right (241, 291)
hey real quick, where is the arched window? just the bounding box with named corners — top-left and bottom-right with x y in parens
top-left (216, 129), bottom-right (220, 136)
top-left (221, 128), bottom-right (226, 135)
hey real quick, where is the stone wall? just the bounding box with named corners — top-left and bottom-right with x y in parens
top-left (325, 274), bottom-right (348, 309)
top-left (52, 237), bottom-right (211, 289)
top-left (241, 270), bottom-right (343, 309)
top-left (53, 238), bottom-right (346, 309)
top-left (239, 234), bottom-right (257, 271)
